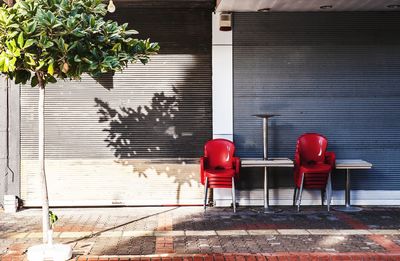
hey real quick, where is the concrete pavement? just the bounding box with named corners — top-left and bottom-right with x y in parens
top-left (2, 206), bottom-right (400, 260)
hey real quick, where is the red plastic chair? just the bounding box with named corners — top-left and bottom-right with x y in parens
top-left (293, 133), bottom-right (336, 211)
top-left (200, 139), bottom-right (240, 212)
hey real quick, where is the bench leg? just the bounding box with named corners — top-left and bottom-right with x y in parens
top-left (231, 177), bottom-right (236, 213)
top-left (293, 187), bottom-right (297, 206)
top-left (204, 177), bottom-right (208, 212)
top-left (326, 173), bottom-right (332, 212)
top-left (297, 174), bottom-right (305, 212)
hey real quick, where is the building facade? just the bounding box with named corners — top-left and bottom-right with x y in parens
top-left (1, 0), bottom-right (400, 209)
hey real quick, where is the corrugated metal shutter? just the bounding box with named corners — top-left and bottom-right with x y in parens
top-left (20, 8), bottom-right (212, 206)
top-left (233, 12), bottom-right (400, 190)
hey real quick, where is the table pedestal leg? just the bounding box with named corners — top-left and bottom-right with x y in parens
top-left (334, 169), bottom-right (362, 212)
top-left (262, 167), bottom-right (281, 213)
top-left (262, 117), bottom-right (275, 213)
top-left (251, 114), bottom-right (282, 214)
top-left (263, 118), bottom-right (268, 160)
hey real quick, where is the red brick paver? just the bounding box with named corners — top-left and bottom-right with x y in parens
top-left (4, 207), bottom-right (400, 259)
top-left (156, 213), bottom-right (174, 254)
top-left (336, 212), bottom-right (400, 253)
top-left (72, 253), bottom-right (400, 261)
top-left (1, 243), bottom-right (29, 261)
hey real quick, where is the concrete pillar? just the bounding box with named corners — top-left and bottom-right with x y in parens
top-left (212, 12), bottom-right (233, 141)
top-left (212, 13), bottom-right (235, 206)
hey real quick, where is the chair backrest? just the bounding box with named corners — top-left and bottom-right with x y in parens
top-left (204, 139), bottom-right (235, 169)
top-left (297, 133), bottom-right (328, 165)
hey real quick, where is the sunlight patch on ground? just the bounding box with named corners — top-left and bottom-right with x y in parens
top-left (319, 235), bottom-right (346, 247)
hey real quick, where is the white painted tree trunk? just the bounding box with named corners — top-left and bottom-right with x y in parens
top-left (39, 84), bottom-right (50, 244)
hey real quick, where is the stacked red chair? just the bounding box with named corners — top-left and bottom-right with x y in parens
top-left (293, 133), bottom-right (336, 211)
top-left (200, 139), bottom-right (240, 212)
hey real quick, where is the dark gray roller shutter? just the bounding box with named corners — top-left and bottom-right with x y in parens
top-left (233, 12), bottom-right (400, 190)
top-left (20, 8), bottom-right (212, 206)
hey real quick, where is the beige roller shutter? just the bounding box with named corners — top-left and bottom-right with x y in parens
top-left (20, 8), bottom-right (212, 206)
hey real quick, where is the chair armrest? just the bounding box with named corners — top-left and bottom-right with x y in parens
top-left (325, 151), bottom-right (336, 169)
top-left (233, 157), bottom-right (240, 178)
top-left (200, 156), bottom-right (207, 184)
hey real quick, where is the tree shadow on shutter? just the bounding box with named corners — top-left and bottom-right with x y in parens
top-left (94, 84), bottom-right (209, 159)
top-left (93, 7), bottom-right (212, 204)
top-left (94, 89), bottom-right (181, 159)
top-left (94, 65), bottom-right (212, 202)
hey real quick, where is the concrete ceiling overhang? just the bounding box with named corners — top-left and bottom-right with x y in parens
top-left (114, 0), bottom-right (215, 9)
top-left (216, 0), bottom-right (400, 12)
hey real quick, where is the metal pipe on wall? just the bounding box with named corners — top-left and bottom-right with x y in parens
top-left (2, 0), bottom-right (22, 209)
top-left (0, 0), bottom-right (14, 206)
top-left (0, 78), bottom-right (8, 205)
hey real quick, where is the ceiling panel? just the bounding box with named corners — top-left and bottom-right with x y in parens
top-left (217, 0), bottom-right (400, 12)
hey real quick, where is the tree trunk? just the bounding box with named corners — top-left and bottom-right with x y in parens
top-left (38, 82), bottom-right (50, 244)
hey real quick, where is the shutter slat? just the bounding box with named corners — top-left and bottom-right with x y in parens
top-left (20, 9), bottom-right (212, 206)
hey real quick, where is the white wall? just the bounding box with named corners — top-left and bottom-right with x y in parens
top-left (212, 12), bottom-right (234, 203)
top-left (212, 12), bottom-right (233, 141)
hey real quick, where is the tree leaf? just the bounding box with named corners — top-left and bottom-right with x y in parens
top-left (17, 32), bottom-right (24, 48)
top-left (7, 31), bottom-right (19, 39)
top-left (7, 23), bottom-right (19, 29)
top-left (28, 21), bottom-right (37, 34)
top-left (125, 29), bottom-right (139, 35)
top-left (15, 70), bottom-right (31, 84)
top-left (74, 55), bottom-right (82, 63)
top-left (0, 0), bottom-right (158, 88)
top-left (49, 211), bottom-right (58, 228)
top-left (26, 54), bottom-right (36, 66)
top-left (24, 39), bottom-right (36, 49)
top-left (47, 62), bottom-right (54, 75)
top-left (9, 57), bottom-right (16, 71)
top-left (43, 41), bottom-right (54, 49)
top-left (47, 75), bottom-right (57, 83)
top-left (3, 57), bottom-right (9, 72)
top-left (36, 60), bottom-right (45, 70)
top-left (0, 56), bottom-right (4, 72)
top-left (31, 75), bottom-right (38, 87)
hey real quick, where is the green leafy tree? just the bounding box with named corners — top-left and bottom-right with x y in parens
top-left (0, 0), bottom-right (159, 244)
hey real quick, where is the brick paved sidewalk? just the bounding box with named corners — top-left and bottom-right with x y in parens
top-left (2, 206), bottom-right (400, 260)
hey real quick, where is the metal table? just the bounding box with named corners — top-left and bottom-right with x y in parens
top-left (333, 159), bottom-right (372, 212)
top-left (252, 114), bottom-right (279, 160)
top-left (241, 158), bottom-right (294, 213)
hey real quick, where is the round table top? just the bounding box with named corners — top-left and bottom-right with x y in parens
top-left (252, 113), bottom-right (280, 119)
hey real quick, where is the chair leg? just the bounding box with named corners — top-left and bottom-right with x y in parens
top-left (293, 187), bottom-right (298, 206)
top-left (321, 189), bottom-right (325, 206)
top-left (326, 173), bottom-right (332, 212)
top-left (204, 177), bottom-right (208, 212)
top-left (231, 177), bottom-right (236, 213)
top-left (297, 174), bottom-right (305, 212)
